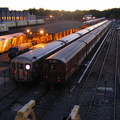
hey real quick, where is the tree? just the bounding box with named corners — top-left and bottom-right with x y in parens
top-left (28, 7), bottom-right (120, 20)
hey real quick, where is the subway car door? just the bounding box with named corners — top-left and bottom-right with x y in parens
top-left (50, 64), bottom-right (57, 82)
top-left (17, 63), bottom-right (24, 79)
top-left (50, 62), bottom-right (65, 83)
top-left (57, 63), bottom-right (65, 83)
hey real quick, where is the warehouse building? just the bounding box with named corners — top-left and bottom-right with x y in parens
top-left (0, 7), bottom-right (31, 22)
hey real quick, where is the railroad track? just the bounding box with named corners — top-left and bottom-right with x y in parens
top-left (0, 21), bottom-right (119, 120)
top-left (72, 22), bottom-right (119, 120)
top-left (0, 53), bottom-right (11, 77)
top-left (0, 81), bottom-right (66, 120)
top-left (34, 87), bottom-right (65, 120)
top-left (0, 84), bottom-right (37, 119)
top-left (0, 86), bottom-right (29, 115)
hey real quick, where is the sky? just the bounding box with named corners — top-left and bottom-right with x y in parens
top-left (0, 0), bottom-right (120, 11)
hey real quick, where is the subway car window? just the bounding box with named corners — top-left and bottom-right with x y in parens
top-left (12, 62), bottom-right (15, 69)
top-left (19, 64), bottom-right (23, 69)
top-left (51, 64), bottom-right (57, 71)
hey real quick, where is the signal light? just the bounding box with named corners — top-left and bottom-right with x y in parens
top-left (13, 71), bottom-right (16, 74)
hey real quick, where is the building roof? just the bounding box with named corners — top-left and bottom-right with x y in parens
top-left (25, 21), bottom-right (83, 34)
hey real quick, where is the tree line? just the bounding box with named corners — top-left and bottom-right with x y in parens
top-left (28, 8), bottom-right (120, 20)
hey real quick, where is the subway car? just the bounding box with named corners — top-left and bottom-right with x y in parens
top-left (43, 20), bottom-right (112, 85)
top-left (0, 24), bottom-right (9, 32)
top-left (11, 41), bottom-right (66, 82)
top-left (0, 32), bottom-right (26, 54)
top-left (1, 19), bottom-right (44, 28)
top-left (8, 42), bottom-right (32, 59)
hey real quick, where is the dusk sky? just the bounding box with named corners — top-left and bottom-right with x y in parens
top-left (0, 0), bottom-right (120, 11)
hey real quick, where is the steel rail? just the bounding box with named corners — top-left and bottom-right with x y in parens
top-left (85, 24), bottom-right (115, 120)
top-left (113, 27), bottom-right (119, 120)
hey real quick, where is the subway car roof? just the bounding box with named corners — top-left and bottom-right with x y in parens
top-left (46, 41), bottom-right (86, 64)
top-left (11, 41), bottom-right (65, 63)
top-left (77, 20), bottom-right (111, 43)
top-left (77, 32), bottom-right (96, 44)
top-left (0, 32), bottom-right (25, 40)
top-left (75, 29), bottom-right (89, 35)
top-left (58, 33), bottom-right (81, 43)
top-left (9, 42), bottom-right (32, 51)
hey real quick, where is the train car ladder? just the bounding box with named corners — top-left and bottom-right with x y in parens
top-left (15, 100), bottom-right (36, 120)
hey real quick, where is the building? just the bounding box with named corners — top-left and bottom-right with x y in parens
top-left (83, 14), bottom-right (93, 21)
top-left (0, 7), bottom-right (31, 22)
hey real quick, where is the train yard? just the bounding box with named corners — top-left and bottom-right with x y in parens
top-left (0, 20), bottom-right (120, 120)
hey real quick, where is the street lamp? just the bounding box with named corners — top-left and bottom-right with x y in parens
top-left (26, 29), bottom-right (31, 42)
top-left (40, 30), bottom-right (44, 34)
top-left (27, 29), bottom-right (30, 33)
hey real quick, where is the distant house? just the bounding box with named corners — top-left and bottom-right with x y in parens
top-left (0, 7), bottom-right (31, 22)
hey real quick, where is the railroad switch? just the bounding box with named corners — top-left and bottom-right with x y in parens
top-left (15, 100), bottom-right (36, 120)
top-left (69, 105), bottom-right (81, 120)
